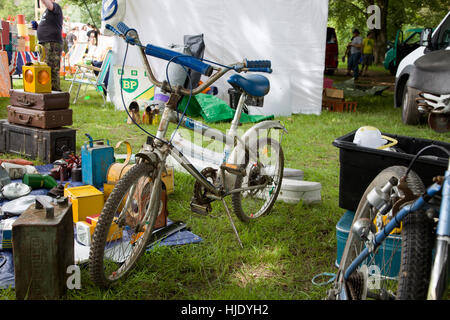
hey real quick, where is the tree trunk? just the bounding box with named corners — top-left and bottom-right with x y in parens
top-left (375, 0), bottom-right (389, 64)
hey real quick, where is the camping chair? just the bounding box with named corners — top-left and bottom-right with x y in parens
top-left (68, 49), bottom-right (112, 105)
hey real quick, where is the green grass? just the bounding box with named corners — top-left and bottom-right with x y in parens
top-left (0, 74), bottom-right (448, 300)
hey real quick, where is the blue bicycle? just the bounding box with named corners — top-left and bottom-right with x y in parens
top-left (328, 145), bottom-right (450, 300)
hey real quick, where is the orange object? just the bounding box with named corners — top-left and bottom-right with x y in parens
top-left (0, 51), bottom-right (11, 98)
top-left (22, 63), bottom-right (52, 93)
top-left (16, 14), bottom-right (25, 24)
top-left (0, 159), bottom-right (34, 166)
top-left (322, 100), bottom-right (357, 112)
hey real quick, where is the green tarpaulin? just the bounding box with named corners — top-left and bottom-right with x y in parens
top-left (178, 94), bottom-right (274, 124)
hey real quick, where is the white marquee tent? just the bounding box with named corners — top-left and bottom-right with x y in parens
top-left (104, 0), bottom-right (329, 116)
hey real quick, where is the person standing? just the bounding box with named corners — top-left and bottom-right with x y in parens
top-left (347, 28), bottom-right (363, 81)
top-left (66, 28), bottom-right (77, 52)
top-left (361, 31), bottom-right (375, 77)
top-left (37, 0), bottom-right (64, 91)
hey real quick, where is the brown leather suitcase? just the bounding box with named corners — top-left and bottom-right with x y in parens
top-left (7, 106), bottom-right (73, 129)
top-left (9, 89), bottom-right (70, 110)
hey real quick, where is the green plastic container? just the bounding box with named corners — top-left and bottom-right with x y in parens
top-left (23, 174), bottom-right (58, 189)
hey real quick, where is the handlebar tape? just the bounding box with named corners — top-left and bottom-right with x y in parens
top-left (245, 59), bottom-right (272, 69)
top-left (144, 44), bottom-right (213, 76)
top-left (247, 67), bottom-right (273, 74)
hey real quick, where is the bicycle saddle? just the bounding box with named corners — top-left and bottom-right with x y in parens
top-left (408, 50), bottom-right (450, 95)
top-left (227, 74), bottom-right (270, 97)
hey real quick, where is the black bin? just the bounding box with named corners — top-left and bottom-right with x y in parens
top-left (333, 130), bottom-right (450, 212)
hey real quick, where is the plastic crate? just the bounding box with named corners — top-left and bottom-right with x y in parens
top-left (336, 210), bottom-right (401, 278)
top-left (333, 130), bottom-right (449, 212)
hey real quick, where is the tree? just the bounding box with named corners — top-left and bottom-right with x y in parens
top-left (328, 0), bottom-right (450, 64)
top-left (0, 0), bottom-right (36, 22)
top-left (61, 0), bottom-right (102, 27)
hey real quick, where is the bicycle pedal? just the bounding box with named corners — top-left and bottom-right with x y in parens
top-left (190, 201), bottom-right (211, 216)
top-left (221, 163), bottom-right (246, 176)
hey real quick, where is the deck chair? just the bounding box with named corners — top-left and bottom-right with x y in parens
top-left (68, 49), bottom-right (112, 105)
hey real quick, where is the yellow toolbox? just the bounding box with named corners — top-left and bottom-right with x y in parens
top-left (22, 62), bottom-right (52, 93)
top-left (64, 185), bottom-right (104, 223)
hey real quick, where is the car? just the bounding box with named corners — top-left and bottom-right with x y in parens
top-left (383, 28), bottom-right (424, 75)
top-left (325, 27), bottom-right (339, 75)
top-left (394, 11), bottom-right (450, 125)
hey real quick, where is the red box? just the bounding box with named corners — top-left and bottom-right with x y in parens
top-left (1, 21), bottom-right (10, 46)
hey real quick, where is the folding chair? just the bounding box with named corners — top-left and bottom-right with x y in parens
top-left (68, 49), bottom-right (112, 105)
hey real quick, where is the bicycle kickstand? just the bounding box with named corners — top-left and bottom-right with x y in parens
top-left (221, 198), bottom-right (244, 249)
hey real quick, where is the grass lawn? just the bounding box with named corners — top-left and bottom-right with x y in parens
top-left (0, 70), bottom-right (448, 300)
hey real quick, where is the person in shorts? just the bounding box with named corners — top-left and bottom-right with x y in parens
top-left (361, 31), bottom-right (375, 77)
top-left (37, 0), bottom-right (64, 91)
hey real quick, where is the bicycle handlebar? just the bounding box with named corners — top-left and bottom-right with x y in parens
top-left (107, 22), bottom-right (273, 94)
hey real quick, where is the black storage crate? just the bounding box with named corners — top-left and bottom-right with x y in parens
top-left (0, 120), bottom-right (76, 163)
top-left (333, 130), bottom-right (450, 212)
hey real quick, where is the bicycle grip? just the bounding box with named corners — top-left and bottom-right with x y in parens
top-left (245, 59), bottom-right (272, 69)
top-left (117, 22), bottom-right (133, 35)
top-left (145, 44), bottom-right (213, 76)
top-left (247, 67), bottom-right (273, 74)
top-left (105, 24), bottom-right (122, 36)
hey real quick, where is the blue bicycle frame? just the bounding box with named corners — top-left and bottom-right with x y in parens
top-left (342, 161), bottom-right (450, 300)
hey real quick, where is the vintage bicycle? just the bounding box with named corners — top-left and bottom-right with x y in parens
top-left (327, 145), bottom-right (450, 300)
top-left (89, 22), bottom-right (286, 288)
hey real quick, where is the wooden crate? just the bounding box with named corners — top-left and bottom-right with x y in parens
top-left (322, 99), bottom-right (357, 112)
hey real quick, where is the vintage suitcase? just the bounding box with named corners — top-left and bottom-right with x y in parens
top-left (0, 119), bottom-right (76, 163)
top-left (9, 89), bottom-right (70, 110)
top-left (8, 105), bottom-right (73, 129)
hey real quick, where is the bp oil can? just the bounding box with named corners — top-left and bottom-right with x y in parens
top-left (81, 133), bottom-right (115, 188)
top-left (12, 196), bottom-right (74, 300)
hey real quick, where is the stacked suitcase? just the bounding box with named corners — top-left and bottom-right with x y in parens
top-left (0, 89), bottom-right (76, 163)
top-left (8, 90), bottom-right (73, 129)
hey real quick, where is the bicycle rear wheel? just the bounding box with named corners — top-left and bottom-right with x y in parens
top-left (336, 166), bottom-right (433, 300)
top-left (89, 162), bottom-right (162, 288)
top-left (232, 137), bottom-right (284, 222)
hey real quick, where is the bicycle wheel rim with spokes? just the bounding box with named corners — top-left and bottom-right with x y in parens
top-left (89, 162), bottom-right (161, 287)
top-left (232, 137), bottom-right (284, 222)
top-left (337, 166), bottom-right (427, 300)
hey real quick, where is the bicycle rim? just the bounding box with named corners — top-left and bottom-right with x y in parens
top-left (89, 162), bottom-right (161, 287)
top-left (232, 137), bottom-right (284, 221)
top-left (338, 166), bottom-right (428, 300)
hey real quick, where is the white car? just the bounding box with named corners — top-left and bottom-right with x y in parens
top-left (394, 11), bottom-right (450, 125)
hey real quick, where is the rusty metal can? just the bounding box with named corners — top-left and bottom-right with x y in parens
top-left (12, 196), bottom-right (74, 300)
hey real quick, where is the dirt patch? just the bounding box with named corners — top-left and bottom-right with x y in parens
top-left (233, 263), bottom-right (279, 288)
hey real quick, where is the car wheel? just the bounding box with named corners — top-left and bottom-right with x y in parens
top-left (402, 86), bottom-right (421, 125)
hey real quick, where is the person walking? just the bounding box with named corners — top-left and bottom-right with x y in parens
top-left (37, 0), bottom-right (64, 91)
top-left (347, 28), bottom-right (363, 81)
top-left (361, 31), bottom-right (375, 77)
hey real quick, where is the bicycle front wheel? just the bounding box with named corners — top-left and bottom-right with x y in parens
top-left (89, 162), bottom-right (162, 288)
top-left (232, 137), bottom-right (284, 222)
top-left (337, 166), bottom-right (433, 300)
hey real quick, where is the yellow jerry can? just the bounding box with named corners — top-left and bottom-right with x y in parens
top-left (22, 62), bottom-right (52, 93)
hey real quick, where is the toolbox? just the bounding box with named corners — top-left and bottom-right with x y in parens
top-left (7, 106), bottom-right (73, 129)
top-left (64, 185), bottom-right (105, 223)
top-left (0, 119), bottom-right (76, 163)
top-left (333, 130), bottom-right (450, 212)
top-left (12, 197), bottom-right (74, 300)
top-left (335, 210), bottom-right (401, 278)
top-left (9, 89), bottom-right (70, 110)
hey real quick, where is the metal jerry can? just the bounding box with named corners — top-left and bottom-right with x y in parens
top-left (81, 133), bottom-right (115, 188)
top-left (12, 197), bottom-right (74, 300)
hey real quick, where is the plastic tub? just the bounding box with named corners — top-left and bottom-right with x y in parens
top-left (333, 130), bottom-right (449, 212)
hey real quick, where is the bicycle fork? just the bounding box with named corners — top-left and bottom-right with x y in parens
top-left (428, 168), bottom-right (450, 300)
